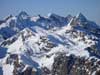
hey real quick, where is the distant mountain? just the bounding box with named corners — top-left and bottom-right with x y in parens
top-left (0, 11), bottom-right (100, 75)
top-left (0, 11), bottom-right (69, 40)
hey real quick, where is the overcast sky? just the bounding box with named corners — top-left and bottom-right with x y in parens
top-left (0, 0), bottom-right (100, 24)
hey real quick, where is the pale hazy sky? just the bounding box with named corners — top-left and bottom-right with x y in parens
top-left (0, 0), bottom-right (100, 24)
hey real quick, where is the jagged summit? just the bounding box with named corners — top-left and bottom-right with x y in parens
top-left (18, 11), bottom-right (29, 16)
top-left (4, 14), bottom-right (13, 21)
top-left (76, 12), bottom-right (87, 22)
top-left (66, 14), bottom-right (73, 21)
top-left (17, 11), bottom-right (29, 20)
top-left (48, 13), bottom-right (64, 19)
top-left (48, 13), bottom-right (57, 17)
top-left (67, 16), bottom-right (78, 27)
top-left (67, 13), bottom-right (88, 27)
top-left (38, 14), bottom-right (43, 18)
top-left (65, 13), bottom-right (87, 27)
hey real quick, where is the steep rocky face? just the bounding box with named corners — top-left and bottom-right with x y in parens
top-left (0, 20), bottom-right (4, 25)
top-left (36, 13), bottom-right (68, 29)
top-left (5, 54), bottom-right (37, 75)
top-left (41, 67), bottom-right (51, 75)
top-left (95, 70), bottom-right (100, 75)
top-left (52, 53), bottom-right (67, 75)
top-left (52, 53), bottom-right (100, 75)
top-left (0, 15), bottom-right (13, 25)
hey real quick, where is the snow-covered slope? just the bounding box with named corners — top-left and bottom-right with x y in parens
top-left (0, 12), bottom-right (100, 75)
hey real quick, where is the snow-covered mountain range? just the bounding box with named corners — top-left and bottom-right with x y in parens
top-left (0, 11), bottom-right (100, 75)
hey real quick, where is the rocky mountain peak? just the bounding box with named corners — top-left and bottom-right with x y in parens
top-left (17, 11), bottom-right (29, 20)
top-left (76, 12), bottom-right (87, 22)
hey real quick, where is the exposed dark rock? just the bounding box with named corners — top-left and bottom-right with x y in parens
top-left (41, 67), bottom-right (51, 75)
top-left (52, 53), bottom-right (68, 75)
top-left (95, 70), bottom-right (100, 75)
top-left (5, 54), bottom-right (37, 75)
top-left (52, 53), bottom-right (100, 75)
top-left (0, 20), bottom-right (4, 25)
top-left (0, 67), bottom-right (3, 75)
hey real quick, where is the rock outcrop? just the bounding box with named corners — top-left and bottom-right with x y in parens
top-left (52, 53), bottom-right (100, 75)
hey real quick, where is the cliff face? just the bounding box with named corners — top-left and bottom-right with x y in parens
top-left (52, 53), bottom-right (100, 75)
top-left (5, 54), bottom-right (37, 75)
